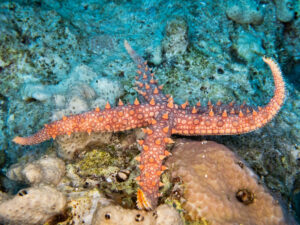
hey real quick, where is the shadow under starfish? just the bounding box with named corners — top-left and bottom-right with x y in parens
top-left (13, 40), bottom-right (285, 210)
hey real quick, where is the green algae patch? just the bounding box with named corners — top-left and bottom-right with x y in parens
top-left (72, 146), bottom-right (140, 208)
top-left (75, 149), bottom-right (120, 177)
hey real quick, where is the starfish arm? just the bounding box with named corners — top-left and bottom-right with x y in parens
top-left (135, 120), bottom-right (172, 210)
top-left (172, 57), bottom-right (285, 135)
top-left (13, 104), bottom-right (155, 145)
top-left (124, 40), bottom-right (167, 104)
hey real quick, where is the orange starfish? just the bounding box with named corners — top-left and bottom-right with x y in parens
top-left (13, 40), bottom-right (285, 210)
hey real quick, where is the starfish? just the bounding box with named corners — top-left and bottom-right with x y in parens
top-left (13, 40), bottom-right (285, 210)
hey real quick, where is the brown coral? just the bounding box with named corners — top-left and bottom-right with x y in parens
top-left (166, 140), bottom-right (289, 225)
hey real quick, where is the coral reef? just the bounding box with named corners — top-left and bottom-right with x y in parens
top-left (166, 140), bottom-right (292, 225)
top-left (7, 155), bottom-right (65, 185)
top-left (0, 186), bottom-right (66, 225)
top-left (0, 0), bottom-right (299, 222)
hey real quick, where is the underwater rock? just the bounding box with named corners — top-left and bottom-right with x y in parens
top-left (1, 0), bottom-right (298, 221)
top-left (7, 155), bottom-right (65, 186)
top-left (226, 0), bottom-right (264, 25)
top-left (56, 132), bottom-right (112, 160)
top-left (146, 45), bottom-right (163, 66)
top-left (92, 204), bottom-right (183, 225)
top-left (21, 82), bottom-right (53, 102)
top-left (162, 17), bottom-right (189, 60)
top-left (51, 65), bottom-right (123, 121)
top-left (90, 77), bottom-right (124, 106)
top-left (274, 0), bottom-right (295, 22)
top-left (166, 140), bottom-right (290, 225)
top-left (233, 31), bottom-right (265, 62)
top-left (0, 185), bottom-right (66, 225)
top-left (52, 94), bottom-right (90, 121)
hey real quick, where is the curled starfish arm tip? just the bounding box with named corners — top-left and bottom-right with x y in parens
top-left (172, 57), bottom-right (285, 136)
top-left (12, 136), bottom-right (25, 145)
top-left (13, 135), bottom-right (42, 145)
top-left (136, 188), bottom-right (153, 210)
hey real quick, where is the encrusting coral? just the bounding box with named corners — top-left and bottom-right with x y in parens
top-left (166, 140), bottom-right (290, 225)
top-left (13, 40), bottom-right (285, 210)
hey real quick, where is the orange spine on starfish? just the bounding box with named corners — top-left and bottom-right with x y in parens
top-left (13, 103), bottom-right (158, 145)
top-left (172, 57), bottom-right (285, 135)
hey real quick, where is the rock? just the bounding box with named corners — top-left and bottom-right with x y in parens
top-left (233, 31), bottom-right (265, 62)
